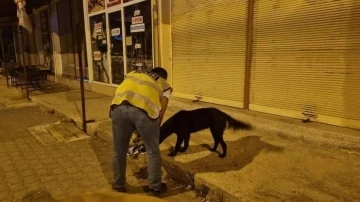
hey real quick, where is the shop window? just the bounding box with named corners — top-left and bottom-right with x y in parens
top-left (124, 0), bottom-right (153, 73)
top-left (71, 0), bottom-right (89, 79)
top-left (56, 0), bottom-right (88, 79)
top-left (0, 26), bottom-right (16, 63)
top-left (57, 0), bottom-right (75, 77)
top-left (39, 9), bottom-right (54, 73)
top-left (90, 13), bottom-right (110, 83)
top-left (108, 11), bottom-right (125, 84)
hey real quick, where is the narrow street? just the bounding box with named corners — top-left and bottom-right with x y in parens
top-left (0, 83), bottom-right (200, 202)
top-left (1, 0), bottom-right (360, 201)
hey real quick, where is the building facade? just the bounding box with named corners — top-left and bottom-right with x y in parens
top-left (82, 0), bottom-right (157, 87)
top-left (79, 0), bottom-right (360, 130)
top-left (7, 0), bottom-right (88, 81)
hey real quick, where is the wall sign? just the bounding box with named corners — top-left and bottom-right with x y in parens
top-left (95, 29), bottom-right (102, 36)
top-left (92, 22), bottom-right (106, 39)
top-left (94, 22), bottom-right (102, 30)
top-left (130, 23), bottom-right (145, 33)
top-left (111, 28), bottom-right (121, 36)
top-left (134, 9), bottom-right (141, 16)
top-left (107, 0), bottom-right (121, 8)
top-left (135, 43), bottom-right (141, 49)
top-left (93, 51), bottom-right (102, 61)
top-left (94, 22), bottom-right (103, 36)
top-left (132, 16), bottom-right (143, 24)
top-left (126, 36), bottom-right (132, 46)
top-left (88, 0), bottom-right (105, 14)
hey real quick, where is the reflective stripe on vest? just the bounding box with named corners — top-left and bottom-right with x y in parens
top-left (111, 71), bottom-right (172, 119)
top-left (125, 75), bottom-right (162, 95)
top-left (113, 90), bottom-right (161, 118)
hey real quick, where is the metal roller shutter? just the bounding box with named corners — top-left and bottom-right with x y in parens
top-left (171, 0), bottom-right (248, 108)
top-left (250, 0), bottom-right (360, 128)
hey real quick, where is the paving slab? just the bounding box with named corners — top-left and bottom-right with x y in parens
top-left (28, 122), bottom-right (90, 145)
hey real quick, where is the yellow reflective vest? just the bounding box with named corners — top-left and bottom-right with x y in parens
top-left (111, 71), bottom-right (172, 119)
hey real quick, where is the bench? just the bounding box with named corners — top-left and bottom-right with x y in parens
top-left (8, 65), bottom-right (45, 90)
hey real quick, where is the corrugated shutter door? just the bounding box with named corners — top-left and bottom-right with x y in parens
top-left (250, 0), bottom-right (360, 126)
top-left (171, 0), bottom-right (248, 108)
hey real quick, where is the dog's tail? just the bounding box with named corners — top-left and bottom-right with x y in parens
top-left (222, 112), bottom-right (252, 131)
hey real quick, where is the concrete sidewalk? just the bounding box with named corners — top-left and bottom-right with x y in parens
top-left (31, 89), bottom-right (111, 136)
top-left (17, 81), bottom-right (360, 201)
top-left (0, 77), bottom-right (203, 202)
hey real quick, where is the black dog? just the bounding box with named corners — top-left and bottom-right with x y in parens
top-left (159, 107), bottom-right (252, 158)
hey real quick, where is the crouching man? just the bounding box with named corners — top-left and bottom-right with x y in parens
top-left (110, 67), bottom-right (172, 194)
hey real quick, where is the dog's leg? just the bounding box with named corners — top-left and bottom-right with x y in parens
top-left (210, 141), bottom-right (219, 152)
top-left (209, 127), bottom-right (220, 152)
top-left (210, 123), bottom-right (227, 158)
top-left (168, 135), bottom-right (183, 157)
top-left (179, 133), bottom-right (190, 153)
top-left (219, 139), bottom-right (227, 158)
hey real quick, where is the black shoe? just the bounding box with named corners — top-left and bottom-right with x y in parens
top-left (113, 184), bottom-right (127, 193)
top-left (147, 183), bottom-right (167, 196)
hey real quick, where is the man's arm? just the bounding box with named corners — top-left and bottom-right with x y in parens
top-left (158, 89), bottom-right (171, 125)
top-left (158, 96), bottom-right (169, 125)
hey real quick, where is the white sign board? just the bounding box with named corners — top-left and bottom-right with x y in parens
top-left (94, 22), bottom-right (102, 30)
top-left (135, 43), bottom-right (141, 49)
top-left (132, 16), bottom-right (143, 24)
top-left (93, 51), bottom-right (102, 61)
top-left (126, 36), bottom-right (132, 46)
top-left (96, 30), bottom-right (102, 36)
top-left (111, 28), bottom-right (121, 36)
top-left (94, 23), bottom-right (103, 36)
top-left (130, 23), bottom-right (145, 33)
top-left (134, 9), bottom-right (141, 16)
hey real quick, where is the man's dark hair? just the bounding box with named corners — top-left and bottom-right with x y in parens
top-left (151, 67), bottom-right (168, 80)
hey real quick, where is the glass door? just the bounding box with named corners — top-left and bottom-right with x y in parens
top-left (124, 0), bottom-right (153, 73)
top-left (90, 13), bottom-right (110, 83)
top-left (108, 10), bottom-right (125, 84)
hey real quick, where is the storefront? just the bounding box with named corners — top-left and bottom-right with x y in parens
top-left (170, 0), bottom-right (360, 129)
top-left (84, 0), bottom-right (154, 85)
top-left (171, 0), bottom-right (248, 108)
top-left (249, 0), bottom-right (360, 129)
top-left (80, 0), bottom-right (360, 129)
